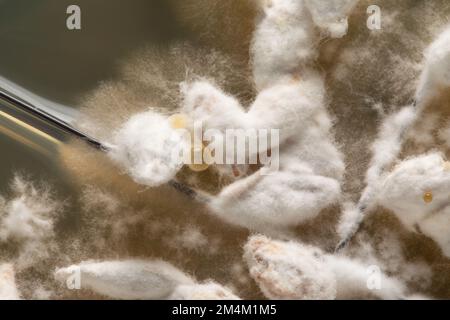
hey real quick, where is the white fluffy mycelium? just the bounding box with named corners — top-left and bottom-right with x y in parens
top-left (181, 0), bottom-right (349, 231)
top-left (251, 0), bottom-right (317, 90)
top-left (169, 282), bottom-right (240, 300)
top-left (305, 0), bottom-right (359, 38)
top-left (185, 77), bottom-right (345, 230)
top-left (107, 0), bottom-right (354, 194)
top-left (46, 0), bottom-right (450, 300)
top-left (416, 25), bottom-right (450, 106)
top-left (336, 106), bottom-right (418, 246)
top-left (55, 260), bottom-right (193, 299)
top-left (244, 235), bottom-right (407, 300)
top-left (0, 175), bottom-right (60, 268)
top-left (252, 0), bottom-right (358, 90)
top-left (0, 176), bottom-right (56, 242)
top-left (337, 24), bottom-right (450, 250)
top-left (55, 260), bottom-right (239, 300)
top-left (0, 263), bottom-right (20, 300)
top-left (107, 111), bottom-right (190, 187)
top-left (377, 153), bottom-right (450, 257)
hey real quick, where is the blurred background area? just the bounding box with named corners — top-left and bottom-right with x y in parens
top-left (0, 97), bottom-right (65, 193)
top-left (0, 0), bottom-right (183, 107)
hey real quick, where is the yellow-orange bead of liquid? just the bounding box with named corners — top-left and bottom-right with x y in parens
top-left (168, 113), bottom-right (189, 129)
top-left (423, 191), bottom-right (433, 204)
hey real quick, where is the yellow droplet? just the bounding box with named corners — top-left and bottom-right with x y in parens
top-left (443, 161), bottom-right (450, 172)
top-left (423, 191), bottom-right (433, 204)
top-left (168, 113), bottom-right (189, 129)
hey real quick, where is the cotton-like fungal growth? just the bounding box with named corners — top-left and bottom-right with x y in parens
top-left (251, 0), bottom-right (358, 89)
top-left (42, 0), bottom-right (450, 300)
top-left (169, 225), bottom-right (209, 251)
top-left (0, 264), bottom-right (20, 300)
top-left (169, 282), bottom-right (240, 300)
top-left (55, 260), bottom-right (240, 300)
top-left (0, 175), bottom-right (60, 269)
top-left (208, 160), bottom-right (342, 232)
top-left (305, 0), bottom-right (359, 38)
top-left (84, 0), bottom-right (349, 231)
top-left (182, 70), bottom-right (328, 147)
top-left (244, 235), bottom-right (407, 300)
top-left (244, 235), bottom-right (337, 299)
top-left (378, 153), bottom-right (450, 228)
top-left (0, 176), bottom-right (57, 242)
top-left (329, 252), bottom-right (407, 300)
top-left (418, 207), bottom-right (450, 258)
top-left (182, 77), bottom-right (343, 231)
top-left (54, 260), bottom-right (194, 300)
top-left (251, 0), bottom-right (317, 90)
top-left (336, 24), bottom-right (450, 250)
top-left (338, 105), bottom-right (418, 238)
top-left (108, 111), bottom-right (190, 187)
top-left (377, 153), bottom-right (450, 257)
top-left (416, 25), bottom-right (450, 106)
top-left (179, 0), bottom-right (346, 232)
top-left (180, 81), bottom-right (248, 132)
top-left (366, 103), bottom-right (418, 188)
top-left (337, 202), bottom-right (361, 240)
top-left (77, 43), bottom-right (254, 142)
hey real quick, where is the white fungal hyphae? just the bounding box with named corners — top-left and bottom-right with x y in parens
top-left (169, 282), bottom-right (240, 300)
top-left (0, 175), bottom-right (60, 268)
top-left (182, 74), bottom-right (344, 231)
top-left (367, 106), bottom-right (418, 186)
top-left (378, 152), bottom-right (450, 257)
top-left (170, 225), bottom-right (209, 251)
top-left (0, 264), bottom-right (20, 300)
top-left (251, 0), bottom-right (317, 90)
top-left (337, 202), bottom-right (360, 240)
top-left (108, 111), bottom-right (190, 187)
top-left (305, 0), bottom-right (359, 38)
top-left (55, 260), bottom-right (194, 300)
top-left (182, 70), bottom-right (327, 145)
top-left (55, 260), bottom-right (238, 300)
top-left (244, 235), bottom-right (407, 300)
top-left (252, 0), bottom-right (357, 89)
top-left (0, 176), bottom-right (57, 242)
top-left (416, 25), bottom-right (450, 105)
top-left (180, 81), bottom-right (248, 132)
top-left (418, 207), bottom-right (450, 258)
top-left (338, 104), bottom-right (416, 234)
top-left (244, 235), bottom-right (337, 299)
top-left (178, 0), bottom-right (346, 231)
top-left (378, 153), bottom-right (449, 229)
top-left (336, 24), bottom-right (450, 249)
top-left (329, 254), bottom-right (406, 300)
top-left (362, 25), bottom-right (450, 247)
